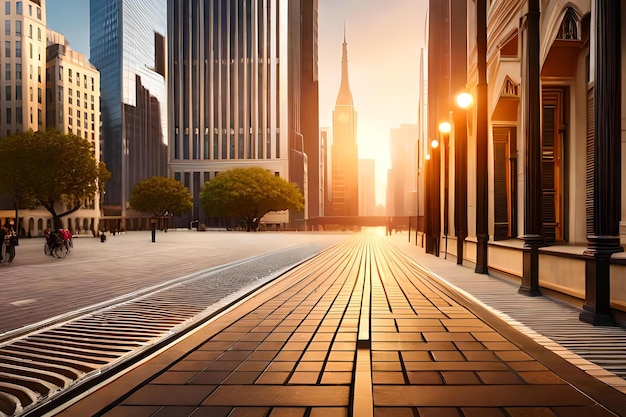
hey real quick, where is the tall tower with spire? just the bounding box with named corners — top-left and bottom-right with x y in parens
top-left (330, 31), bottom-right (359, 216)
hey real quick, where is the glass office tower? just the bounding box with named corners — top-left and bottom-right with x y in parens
top-left (90, 0), bottom-right (168, 230)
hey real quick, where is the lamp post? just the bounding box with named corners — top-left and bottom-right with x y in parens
top-left (438, 121), bottom-right (451, 259)
top-left (475, 0), bottom-right (489, 274)
top-left (454, 92), bottom-right (472, 265)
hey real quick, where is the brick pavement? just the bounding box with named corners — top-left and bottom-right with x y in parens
top-left (56, 234), bottom-right (626, 417)
top-left (0, 231), bottom-right (346, 335)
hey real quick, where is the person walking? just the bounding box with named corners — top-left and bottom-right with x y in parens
top-left (3, 221), bottom-right (16, 263)
top-left (0, 225), bottom-right (5, 263)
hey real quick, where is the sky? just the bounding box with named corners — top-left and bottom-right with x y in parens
top-left (46, 0), bottom-right (429, 207)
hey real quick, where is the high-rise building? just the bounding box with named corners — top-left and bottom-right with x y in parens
top-left (0, 0), bottom-right (47, 136)
top-left (299, 0), bottom-right (320, 221)
top-left (90, 0), bottom-right (168, 230)
top-left (168, 0), bottom-right (316, 229)
top-left (358, 158), bottom-right (376, 216)
top-left (388, 124), bottom-right (418, 217)
top-left (45, 30), bottom-right (102, 233)
top-left (330, 32), bottom-right (358, 217)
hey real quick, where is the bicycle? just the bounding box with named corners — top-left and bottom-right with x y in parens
top-left (44, 231), bottom-right (71, 259)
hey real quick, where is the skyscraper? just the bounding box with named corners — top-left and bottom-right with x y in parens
top-left (90, 0), bottom-right (168, 230)
top-left (168, 0), bottom-right (316, 229)
top-left (388, 124), bottom-right (418, 217)
top-left (330, 32), bottom-right (358, 217)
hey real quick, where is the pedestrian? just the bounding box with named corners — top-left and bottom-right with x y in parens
top-left (3, 221), bottom-right (16, 263)
top-left (0, 225), bottom-right (5, 262)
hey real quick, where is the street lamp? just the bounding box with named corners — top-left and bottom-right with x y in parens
top-left (438, 121), bottom-right (451, 259)
top-left (454, 91), bottom-right (473, 266)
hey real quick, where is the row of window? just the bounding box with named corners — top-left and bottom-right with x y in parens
top-left (4, 62), bottom-right (21, 80)
top-left (4, 62), bottom-right (40, 84)
top-left (5, 39), bottom-right (42, 61)
top-left (0, 106), bottom-right (42, 125)
top-left (2, 84), bottom-right (41, 103)
top-left (4, 1), bottom-right (41, 20)
top-left (3, 19), bottom-right (41, 40)
top-left (58, 66), bottom-right (96, 91)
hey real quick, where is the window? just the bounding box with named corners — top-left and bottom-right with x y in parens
top-left (5, 40), bottom-right (9, 57)
top-left (77, 99), bottom-right (80, 107)
top-left (6, 108), bottom-right (11, 124)
top-left (15, 40), bottom-right (20, 57)
top-left (37, 87), bottom-right (41, 103)
top-left (28, 24), bottom-right (31, 38)
top-left (36, 7), bottom-right (40, 20)
top-left (5, 63), bottom-right (9, 80)
top-left (15, 85), bottom-right (20, 100)
top-left (5, 85), bottom-right (10, 101)
top-left (77, 120), bottom-right (81, 127)
top-left (4, 20), bottom-right (9, 35)
top-left (37, 66), bottom-right (40, 82)
top-left (68, 117), bottom-right (72, 125)
top-left (76, 89), bottom-right (79, 97)
top-left (16, 107), bottom-right (21, 124)
top-left (28, 4), bottom-right (31, 16)
top-left (58, 65), bottom-right (62, 80)
top-left (16, 63), bottom-right (21, 80)
top-left (15, 20), bottom-right (20, 35)
top-left (5, 2), bottom-right (9, 15)
top-left (37, 27), bottom-right (40, 41)
top-left (16, 1), bottom-right (21, 14)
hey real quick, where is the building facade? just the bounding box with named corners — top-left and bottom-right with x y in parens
top-left (388, 124), bottom-right (418, 218)
top-left (44, 30), bottom-right (101, 234)
top-left (90, 0), bottom-right (168, 231)
top-left (167, 0), bottom-right (315, 229)
top-left (358, 158), bottom-right (376, 216)
top-left (425, 0), bottom-right (626, 326)
top-left (330, 33), bottom-right (358, 217)
top-left (0, 0), bottom-right (47, 136)
top-left (0, 2), bottom-right (104, 236)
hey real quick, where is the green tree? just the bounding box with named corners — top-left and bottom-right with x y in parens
top-left (0, 130), bottom-right (110, 230)
top-left (129, 176), bottom-right (193, 217)
top-left (200, 166), bottom-right (304, 231)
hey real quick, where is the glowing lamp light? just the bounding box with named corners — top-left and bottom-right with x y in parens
top-left (425, 153), bottom-right (431, 160)
top-left (438, 121), bottom-right (452, 134)
top-left (431, 139), bottom-right (439, 149)
top-left (455, 92), bottom-right (474, 109)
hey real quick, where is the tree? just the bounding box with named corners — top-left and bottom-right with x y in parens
top-left (200, 166), bottom-right (304, 231)
top-left (129, 176), bottom-right (193, 217)
top-left (0, 130), bottom-right (110, 230)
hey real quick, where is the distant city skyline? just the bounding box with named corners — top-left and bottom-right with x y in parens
top-left (46, 0), bottom-right (428, 206)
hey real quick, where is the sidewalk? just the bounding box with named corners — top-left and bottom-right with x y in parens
top-left (57, 233), bottom-right (626, 417)
top-left (387, 232), bottom-right (626, 392)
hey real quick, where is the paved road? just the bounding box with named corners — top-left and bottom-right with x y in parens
top-left (0, 231), bottom-right (349, 336)
top-left (58, 234), bottom-right (626, 417)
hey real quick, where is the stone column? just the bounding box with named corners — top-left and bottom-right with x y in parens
top-left (519, 0), bottom-right (543, 296)
top-left (581, 0), bottom-right (623, 325)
